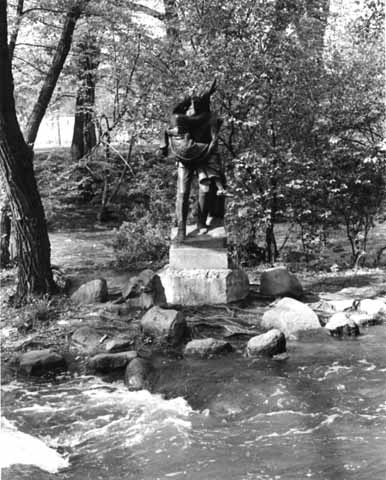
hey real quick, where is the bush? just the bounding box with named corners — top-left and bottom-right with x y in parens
top-left (113, 215), bottom-right (169, 268)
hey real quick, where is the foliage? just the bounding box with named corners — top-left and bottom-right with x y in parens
top-left (6, 0), bottom-right (386, 269)
top-left (113, 215), bottom-right (169, 267)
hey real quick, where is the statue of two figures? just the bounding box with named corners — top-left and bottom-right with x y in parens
top-left (160, 80), bottom-right (229, 244)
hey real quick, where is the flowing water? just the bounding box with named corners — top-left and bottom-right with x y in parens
top-left (2, 325), bottom-right (386, 480)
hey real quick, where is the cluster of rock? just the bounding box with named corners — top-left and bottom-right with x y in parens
top-left (320, 298), bottom-right (386, 336)
top-left (14, 265), bottom-right (386, 394)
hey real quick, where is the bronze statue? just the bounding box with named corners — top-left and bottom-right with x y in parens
top-left (161, 80), bottom-right (227, 243)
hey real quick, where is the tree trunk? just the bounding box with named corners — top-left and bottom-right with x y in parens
top-left (25, 0), bottom-right (89, 146)
top-left (0, 2), bottom-right (56, 303)
top-left (71, 34), bottom-right (100, 161)
top-left (0, 196), bottom-right (11, 268)
top-left (163, 0), bottom-right (179, 41)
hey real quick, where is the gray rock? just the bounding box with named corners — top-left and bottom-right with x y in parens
top-left (262, 297), bottom-right (321, 339)
top-left (71, 278), bottom-right (108, 305)
top-left (140, 306), bottom-right (186, 344)
top-left (88, 351), bottom-right (137, 372)
top-left (260, 267), bottom-right (303, 298)
top-left (124, 358), bottom-right (154, 391)
top-left (123, 270), bottom-right (166, 309)
top-left (100, 302), bottom-right (132, 316)
top-left (325, 312), bottom-right (360, 337)
top-left (246, 329), bottom-right (286, 357)
top-left (184, 338), bottom-right (234, 358)
top-left (325, 299), bottom-right (355, 312)
top-left (272, 352), bottom-right (290, 361)
top-left (357, 299), bottom-right (386, 318)
top-left (19, 349), bottom-right (66, 376)
top-left (125, 293), bottom-right (162, 310)
top-left (71, 326), bottom-right (106, 354)
top-left (104, 335), bottom-right (134, 353)
top-left (318, 298), bottom-right (385, 327)
top-left (349, 312), bottom-right (377, 327)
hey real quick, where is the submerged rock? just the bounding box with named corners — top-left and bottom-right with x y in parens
top-left (140, 306), bottom-right (186, 344)
top-left (184, 338), bottom-right (234, 358)
top-left (325, 312), bottom-right (360, 337)
top-left (18, 349), bottom-right (66, 376)
top-left (124, 357), bottom-right (154, 391)
top-left (246, 329), bottom-right (286, 357)
top-left (88, 351), bottom-right (137, 372)
top-left (262, 297), bottom-right (320, 339)
top-left (260, 267), bottom-right (303, 298)
top-left (71, 278), bottom-right (108, 305)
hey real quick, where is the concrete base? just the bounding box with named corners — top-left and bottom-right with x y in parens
top-left (159, 266), bottom-right (249, 305)
top-left (170, 245), bottom-right (228, 269)
top-left (170, 225), bottom-right (228, 269)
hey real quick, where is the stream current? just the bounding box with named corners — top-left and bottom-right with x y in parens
top-left (2, 324), bottom-right (386, 480)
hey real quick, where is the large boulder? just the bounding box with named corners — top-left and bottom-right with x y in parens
top-left (88, 351), bottom-right (137, 372)
top-left (71, 326), bottom-right (106, 354)
top-left (184, 338), bottom-right (233, 358)
top-left (71, 278), bottom-right (108, 305)
top-left (324, 312), bottom-right (360, 337)
top-left (140, 306), bottom-right (186, 344)
top-left (123, 270), bottom-right (166, 309)
top-left (260, 267), bottom-right (303, 298)
top-left (124, 358), bottom-right (154, 391)
top-left (262, 297), bottom-right (321, 339)
top-left (246, 329), bottom-right (286, 357)
top-left (18, 349), bottom-right (66, 376)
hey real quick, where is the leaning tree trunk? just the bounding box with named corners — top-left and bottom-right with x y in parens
top-left (0, 2), bottom-right (56, 303)
top-left (71, 34), bottom-right (100, 161)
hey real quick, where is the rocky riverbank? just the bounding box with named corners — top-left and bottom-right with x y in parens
top-left (2, 264), bottom-right (385, 398)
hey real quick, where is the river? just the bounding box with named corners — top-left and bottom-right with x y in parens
top-left (2, 321), bottom-right (386, 480)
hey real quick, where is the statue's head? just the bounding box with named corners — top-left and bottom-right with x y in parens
top-left (192, 79), bottom-right (217, 114)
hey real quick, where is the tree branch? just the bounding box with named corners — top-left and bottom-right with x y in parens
top-left (127, 1), bottom-right (165, 21)
top-left (15, 42), bottom-right (56, 51)
top-left (21, 7), bottom-right (66, 16)
top-left (12, 54), bottom-right (47, 75)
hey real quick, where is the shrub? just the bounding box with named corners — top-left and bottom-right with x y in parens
top-left (113, 215), bottom-right (169, 268)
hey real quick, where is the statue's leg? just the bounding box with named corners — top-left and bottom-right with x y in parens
top-left (212, 188), bottom-right (225, 219)
top-left (208, 156), bottom-right (225, 225)
top-left (175, 163), bottom-right (193, 243)
top-left (198, 181), bottom-right (211, 231)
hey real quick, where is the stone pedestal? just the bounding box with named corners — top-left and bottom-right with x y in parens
top-left (159, 225), bottom-right (249, 305)
top-left (170, 225), bottom-right (228, 269)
